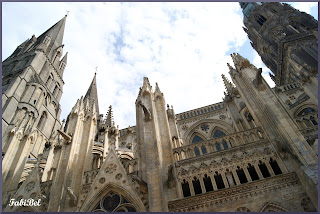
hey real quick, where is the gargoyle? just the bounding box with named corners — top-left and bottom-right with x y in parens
top-left (57, 129), bottom-right (72, 144)
top-left (138, 101), bottom-right (152, 121)
top-left (253, 68), bottom-right (263, 89)
top-left (67, 187), bottom-right (77, 207)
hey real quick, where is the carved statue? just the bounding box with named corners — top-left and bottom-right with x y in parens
top-left (67, 187), bottom-right (77, 207)
top-left (138, 101), bottom-right (152, 121)
top-left (167, 165), bottom-right (176, 188)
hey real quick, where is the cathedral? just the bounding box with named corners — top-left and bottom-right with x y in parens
top-left (1, 2), bottom-right (318, 212)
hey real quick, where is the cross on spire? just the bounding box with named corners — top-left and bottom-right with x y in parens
top-left (66, 10), bottom-right (70, 16)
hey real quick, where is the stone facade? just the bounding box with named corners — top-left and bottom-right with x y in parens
top-left (2, 3), bottom-right (318, 212)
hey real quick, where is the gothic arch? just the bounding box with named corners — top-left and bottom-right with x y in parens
top-left (183, 118), bottom-right (234, 145)
top-left (260, 203), bottom-right (289, 212)
top-left (81, 183), bottom-right (146, 212)
top-left (188, 132), bottom-right (207, 145)
top-left (294, 104), bottom-right (318, 117)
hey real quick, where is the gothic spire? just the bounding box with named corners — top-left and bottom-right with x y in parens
top-left (84, 73), bottom-right (99, 114)
top-left (36, 15), bottom-right (67, 55)
top-left (105, 105), bottom-right (115, 127)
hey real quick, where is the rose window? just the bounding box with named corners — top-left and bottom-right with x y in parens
top-left (92, 191), bottom-right (137, 212)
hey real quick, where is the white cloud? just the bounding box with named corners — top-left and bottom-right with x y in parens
top-left (290, 2), bottom-right (318, 15)
top-left (2, 2), bottom-right (271, 129)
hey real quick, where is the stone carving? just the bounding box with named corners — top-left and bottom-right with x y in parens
top-left (67, 187), bottom-right (77, 207)
top-left (235, 206), bottom-right (251, 212)
top-left (105, 163), bottom-right (117, 174)
top-left (181, 125), bottom-right (188, 131)
top-left (99, 177), bottom-right (106, 184)
top-left (115, 173), bottom-right (122, 180)
top-left (25, 181), bottom-right (35, 192)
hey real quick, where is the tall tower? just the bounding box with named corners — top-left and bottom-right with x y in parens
top-left (135, 78), bottom-right (179, 211)
top-left (241, 2), bottom-right (318, 101)
top-left (47, 73), bottom-right (99, 212)
top-left (2, 16), bottom-right (68, 197)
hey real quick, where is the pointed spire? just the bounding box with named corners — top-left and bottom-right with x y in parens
top-left (105, 105), bottom-right (115, 127)
top-left (143, 77), bottom-right (151, 88)
top-left (36, 15), bottom-right (67, 55)
top-left (221, 74), bottom-right (235, 94)
top-left (155, 82), bottom-right (161, 92)
top-left (84, 73), bottom-right (99, 114)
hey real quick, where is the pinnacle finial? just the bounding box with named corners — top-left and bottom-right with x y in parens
top-left (155, 82), bottom-right (161, 92)
top-left (221, 74), bottom-right (235, 94)
top-left (106, 105), bottom-right (115, 127)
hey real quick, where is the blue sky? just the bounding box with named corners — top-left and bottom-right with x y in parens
top-left (2, 2), bottom-right (318, 129)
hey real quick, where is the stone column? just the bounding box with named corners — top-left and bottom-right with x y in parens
top-left (189, 178), bottom-right (195, 196)
top-left (254, 164), bottom-right (264, 179)
top-left (221, 173), bottom-right (229, 188)
top-left (265, 161), bottom-right (275, 176)
top-left (210, 174), bottom-right (218, 190)
top-left (199, 176), bottom-right (206, 193)
top-left (232, 169), bottom-right (241, 185)
top-left (243, 167), bottom-right (252, 182)
top-left (226, 171), bottom-right (235, 187)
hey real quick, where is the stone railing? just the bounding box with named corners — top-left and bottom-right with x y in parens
top-left (168, 172), bottom-right (300, 212)
top-left (173, 127), bottom-right (265, 161)
top-left (176, 102), bottom-right (224, 121)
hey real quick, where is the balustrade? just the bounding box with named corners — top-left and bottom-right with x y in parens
top-left (173, 127), bottom-right (265, 161)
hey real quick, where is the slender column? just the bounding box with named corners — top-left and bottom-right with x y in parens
top-left (243, 167), bottom-right (252, 182)
top-left (189, 179), bottom-right (195, 196)
top-left (210, 174), bottom-right (218, 190)
top-left (265, 161), bottom-right (275, 176)
top-left (232, 169), bottom-right (241, 185)
top-left (226, 172), bottom-right (235, 187)
top-left (254, 164), bottom-right (264, 179)
top-left (221, 173), bottom-right (229, 188)
top-left (199, 176), bottom-right (206, 193)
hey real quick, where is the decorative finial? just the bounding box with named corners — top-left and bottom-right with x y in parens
top-left (95, 66), bottom-right (98, 75)
top-left (66, 10), bottom-right (70, 16)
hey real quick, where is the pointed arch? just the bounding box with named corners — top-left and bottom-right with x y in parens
top-left (183, 118), bottom-right (234, 145)
top-left (80, 183), bottom-right (146, 212)
top-left (260, 203), bottom-right (289, 212)
top-left (188, 132), bottom-right (207, 145)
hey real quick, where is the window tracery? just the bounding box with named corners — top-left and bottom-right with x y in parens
top-left (92, 191), bottom-right (137, 212)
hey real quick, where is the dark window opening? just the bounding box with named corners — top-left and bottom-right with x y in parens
top-left (310, 116), bottom-right (318, 125)
top-left (215, 142), bottom-right (221, 151)
top-left (182, 179), bottom-right (191, 197)
top-left (203, 174), bottom-right (214, 192)
top-left (222, 141), bottom-right (228, 149)
top-left (192, 177), bottom-right (202, 195)
top-left (258, 161), bottom-right (271, 178)
top-left (236, 166), bottom-right (248, 184)
top-left (256, 14), bottom-right (267, 26)
top-left (192, 135), bottom-right (204, 144)
top-left (201, 145), bottom-right (207, 154)
top-left (194, 147), bottom-right (200, 156)
top-left (214, 172), bottom-right (225, 189)
top-left (269, 158), bottom-right (282, 175)
top-left (213, 130), bottom-right (226, 139)
top-left (247, 163), bottom-right (259, 181)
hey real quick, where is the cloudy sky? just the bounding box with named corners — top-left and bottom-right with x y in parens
top-left (2, 2), bottom-right (318, 129)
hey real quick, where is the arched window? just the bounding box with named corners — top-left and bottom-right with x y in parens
top-left (192, 177), bottom-right (202, 195)
top-left (203, 174), bottom-right (213, 192)
top-left (236, 166), bottom-right (248, 184)
top-left (201, 145), bottom-right (207, 154)
top-left (214, 172), bottom-right (225, 189)
top-left (37, 111), bottom-right (47, 131)
top-left (181, 179), bottom-right (191, 197)
top-left (213, 130), bottom-right (226, 139)
top-left (194, 147), bottom-right (200, 156)
top-left (254, 13), bottom-right (267, 26)
top-left (298, 107), bottom-right (315, 116)
top-left (192, 135), bottom-right (204, 144)
top-left (269, 158), bottom-right (282, 175)
top-left (215, 142), bottom-right (221, 151)
top-left (247, 163), bottom-right (259, 181)
top-left (92, 191), bottom-right (137, 212)
top-left (258, 160), bottom-right (271, 178)
top-left (222, 140), bottom-right (228, 149)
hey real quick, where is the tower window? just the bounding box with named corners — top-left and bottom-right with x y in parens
top-left (254, 13), bottom-right (267, 26)
top-left (236, 166), bottom-right (248, 184)
top-left (37, 111), bottom-right (47, 131)
top-left (194, 147), bottom-right (200, 157)
top-left (215, 142), bottom-right (221, 151)
top-left (213, 130), bottom-right (226, 139)
top-left (201, 145), bottom-right (207, 154)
